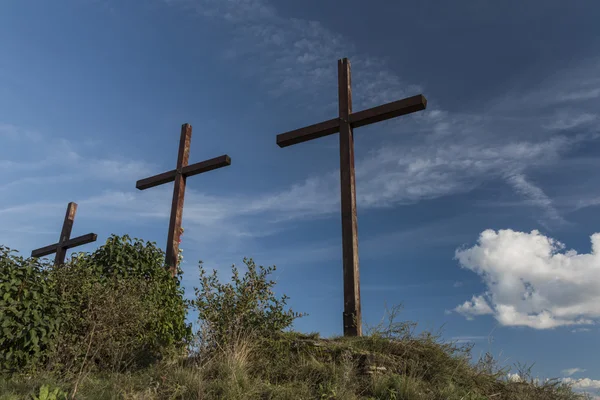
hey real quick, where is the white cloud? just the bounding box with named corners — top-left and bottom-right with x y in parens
top-left (562, 368), bottom-right (586, 377)
top-left (455, 295), bottom-right (494, 320)
top-left (453, 229), bottom-right (600, 329)
top-left (562, 377), bottom-right (600, 391)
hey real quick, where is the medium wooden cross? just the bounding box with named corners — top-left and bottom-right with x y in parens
top-left (136, 123), bottom-right (231, 276)
top-left (276, 58), bottom-right (427, 336)
top-left (31, 202), bottom-right (97, 265)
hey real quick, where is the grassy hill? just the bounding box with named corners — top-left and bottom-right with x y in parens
top-left (0, 237), bottom-right (592, 399)
top-left (1, 328), bottom-right (591, 399)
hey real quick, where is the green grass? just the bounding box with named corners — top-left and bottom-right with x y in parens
top-left (0, 330), bottom-right (591, 400)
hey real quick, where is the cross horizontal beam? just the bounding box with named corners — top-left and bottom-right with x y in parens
top-left (349, 94), bottom-right (427, 128)
top-left (31, 233), bottom-right (97, 258)
top-left (276, 94), bottom-right (427, 148)
top-left (276, 118), bottom-right (340, 148)
top-left (182, 155), bottom-right (231, 178)
top-left (136, 155), bottom-right (231, 190)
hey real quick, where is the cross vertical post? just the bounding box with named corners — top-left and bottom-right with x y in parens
top-left (165, 124), bottom-right (191, 274)
top-left (135, 123), bottom-right (231, 277)
top-left (31, 202), bottom-right (97, 265)
top-left (55, 201), bottom-right (77, 265)
top-left (275, 57), bottom-right (427, 336)
top-left (338, 59), bottom-right (362, 336)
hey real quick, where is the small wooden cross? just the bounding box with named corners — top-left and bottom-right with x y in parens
top-left (136, 123), bottom-right (231, 276)
top-left (31, 202), bottom-right (97, 265)
top-left (276, 58), bottom-right (427, 336)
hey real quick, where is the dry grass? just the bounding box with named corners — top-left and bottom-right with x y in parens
top-left (1, 327), bottom-right (592, 400)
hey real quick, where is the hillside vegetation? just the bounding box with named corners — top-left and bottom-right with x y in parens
top-left (0, 235), bottom-right (592, 399)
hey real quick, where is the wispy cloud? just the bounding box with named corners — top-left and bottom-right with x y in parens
top-left (450, 335), bottom-right (487, 344)
top-left (543, 112), bottom-right (597, 131)
top-left (0, 123), bottom-right (42, 142)
top-left (557, 87), bottom-right (600, 102)
top-left (164, 0), bottom-right (419, 113)
top-left (0, 130), bottom-right (154, 185)
top-left (504, 173), bottom-right (566, 228)
top-left (490, 58), bottom-right (600, 111)
top-left (360, 278), bottom-right (464, 293)
top-left (161, 0), bottom-right (600, 227)
top-left (571, 327), bottom-right (592, 333)
top-left (6, 0), bottom-right (600, 271)
top-left (562, 368), bottom-right (587, 377)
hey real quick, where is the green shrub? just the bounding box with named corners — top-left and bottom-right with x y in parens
top-left (48, 235), bottom-right (192, 373)
top-left (0, 247), bottom-right (61, 373)
top-left (190, 258), bottom-right (306, 352)
top-left (71, 234), bottom-right (190, 349)
top-left (0, 235), bottom-right (191, 375)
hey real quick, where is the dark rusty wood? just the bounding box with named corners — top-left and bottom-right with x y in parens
top-left (349, 94), bottom-right (427, 128)
top-left (338, 58), bottom-right (362, 337)
top-left (273, 57), bottom-right (427, 337)
top-left (31, 233), bottom-right (98, 258)
top-left (135, 156), bottom-right (231, 190)
top-left (277, 118), bottom-right (340, 148)
top-left (55, 202), bottom-right (76, 265)
top-left (182, 155), bottom-right (231, 177)
top-left (136, 170), bottom-right (177, 190)
top-left (165, 123), bottom-right (191, 276)
top-left (30, 202), bottom-right (97, 265)
top-left (276, 97), bottom-right (426, 149)
top-left (135, 123), bottom-right (231, 276)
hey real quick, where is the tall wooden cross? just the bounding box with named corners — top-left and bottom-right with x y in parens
top-left (276, 58), bottom-right (427, 336)
top-left (31, 202), bottom-right (97, 265)
top-left (136, 123), bottom-right (231, 276)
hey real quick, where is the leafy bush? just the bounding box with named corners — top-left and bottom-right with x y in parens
top-left (0, 235), bottom-right (191, 375)
top-left (0, 247), bottom-right (62, 373)
top-left (48, 235), bottom-right (192, 373)
top-left (190, 258), bottom-right (306, 352)
top-left (70, 235), bottom-right (190, 350)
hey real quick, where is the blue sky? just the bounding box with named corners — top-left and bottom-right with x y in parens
top-left (2, 0), bottom-right (600, 395)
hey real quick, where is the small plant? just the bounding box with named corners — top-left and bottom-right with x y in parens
top-left (190, 257), bottom-right (307, 352)
top-left (32, 384), bottom-right (67, 400)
